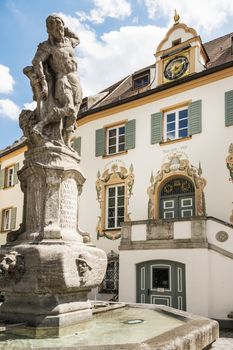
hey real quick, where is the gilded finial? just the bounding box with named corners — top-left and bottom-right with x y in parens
top-left (174, 9), bottom-right (180, 24)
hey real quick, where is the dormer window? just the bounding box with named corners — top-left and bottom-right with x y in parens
top-left (80, 100), bottom-right (88, 113)
top-left (172, 38), bottom-right (181, 47)
top-left (133, 70), bottom-right (150, 90)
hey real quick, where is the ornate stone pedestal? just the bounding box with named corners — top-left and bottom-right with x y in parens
top-left (0, 146), bottom-right (107, 337)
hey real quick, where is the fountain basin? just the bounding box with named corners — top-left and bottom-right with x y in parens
top-left (0, 302), bottom-right (218, 349)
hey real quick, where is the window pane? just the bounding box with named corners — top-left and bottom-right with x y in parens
top-left (117, 217), bottom-right (124, 227)
top-left (108, 218), bottom-right (115, 228)
top-left (119, 126), bottom-right (125, 135)
top-left (119, 135), bottom-right (125, 143)
top-left (179, 119), bottom-right (188, 128)
top-left (118, 186), bottom-right (125, 195)
top-left (109, 129), bottom-right (116, 137)
top-left (166, 113), bottom-right (175, 123)
top-left (118, 196), bottom-right (124, 206)
top-left (117, 207), bottom-right (124, 216)
top-left (108, 208), bottom-right (115, 217)
top-left (167, 122), bottom-right (175, 132)
top-left (118, 144), bottom-right (125, 152)
top-left (109, 146), bottom-right (116, 154)
top-left (109, 137), bottom-right (116, 146)
top-left (166, 132), bottom-right (175, 141)
top-left (108, 187), bottom-right (115, 197)
top-left (179, 109), bottom-right (188, 119)
top-left (179, 129), bottom-right (188, 138)
top-left (108, 198), bottom-right (115, 207)
top-left (152, 267), bottom-right (170, 289)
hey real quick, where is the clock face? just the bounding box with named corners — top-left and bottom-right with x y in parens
top-left (164, 56), bottom-right (189, 81)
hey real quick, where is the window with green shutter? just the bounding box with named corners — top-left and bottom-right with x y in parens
top-left (151, 112), bottom-right (163, 144)
top-left (225, 90), bottom-right (233, 126)
top-left (95, 119), bottom-right (136, 157)
top-left (73, 137), bottom-right (81, 156)
top-left (151, 100), bottom-right (202, 145)
top-left (0, 165), bottom-right (4, 190)
top-left (1, 207), bottom-right (17, 231)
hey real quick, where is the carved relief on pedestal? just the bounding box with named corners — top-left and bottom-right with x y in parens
top-left (0, 251), bottom-right (25, 282)
top-left (147, 152), bottom-right (207, 219)
top-left (96, 163), bottom-right (134, 240)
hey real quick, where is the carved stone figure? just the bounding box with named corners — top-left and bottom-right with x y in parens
top-left (21, 15), bottom-right (82, 148)
top-left (0, 15), bottom-right (106, 337)
top-left (0, 251), bottom-right (25, 281)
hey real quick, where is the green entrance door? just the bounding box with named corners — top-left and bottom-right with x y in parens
top-left (160, 178), bottom-right (195, 219)
top-left (136, 260), bottom-right (186, 310)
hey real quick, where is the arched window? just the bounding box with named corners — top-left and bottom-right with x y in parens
top-left (160, 178), bottom-right (195, 219)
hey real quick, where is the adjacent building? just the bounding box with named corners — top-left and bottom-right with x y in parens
top-left (1, 17), bottom-right (233, 324)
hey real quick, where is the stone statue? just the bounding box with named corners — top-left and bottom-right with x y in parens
top-left (21, 14), bottom-right (82, 148)
top-left (0, 14), bottom-right (107, 336)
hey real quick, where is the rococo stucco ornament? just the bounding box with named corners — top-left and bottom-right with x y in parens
top-left (96, 163), bottom-right (134, 240)
top-left (215, 231), bottom-right (229, 243)
top-left (147, 152), bottom-right (207, 219)
top-left (20, 14), bottom-right (82, 149)
top-left (226, 143), bottom-right (233, 182)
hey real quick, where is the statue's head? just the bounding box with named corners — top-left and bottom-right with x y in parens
top-left (46, 15), bottom-right (65, 41)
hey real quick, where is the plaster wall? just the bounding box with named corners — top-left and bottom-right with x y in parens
top-left (160, 28), bottom-right (194, 51)
top-left (208, 250), bottom-right (233, 319)
top-left (119, 249), bottom-right (209, 317)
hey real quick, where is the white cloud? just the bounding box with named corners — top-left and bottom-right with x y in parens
top-left (0, 99), bottom-right (20, 120)
top-left (59, 13), bottom-right (167, 96)
top-left (77, 0), bottom-right (132, 24)
top-left (143, 0), bottom-right (233, 34)
top-left (0, 64), bottom-right (15, 94)
top-left (23, 101), bottom-right (37, 110)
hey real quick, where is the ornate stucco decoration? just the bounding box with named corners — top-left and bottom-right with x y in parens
top-left (215, 231), bottom-right (229, 243)
top-left (226, 143), bottom-right (233, 182)
top-left (147, 152), bottom-right (207, 220)
top-left (96, 163), bottom-right (134, 240)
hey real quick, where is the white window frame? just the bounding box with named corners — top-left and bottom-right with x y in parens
top-left (107, 124), bottom-right (125, 155)
top-left (6, 166), bottom-right (14, 187)
top-left (106, 184), bottom-right (125, 229)
top-left (164, 107), bottom-right (188, 142)
top-left (2, 208), bottom-right (11, 231)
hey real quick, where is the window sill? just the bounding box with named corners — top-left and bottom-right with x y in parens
top-left (102, 150), bottom-right (128, 159)
top-left (2, 185), bottom-right (15, 190)
top-left (160, 136), bottom-right (192, 146)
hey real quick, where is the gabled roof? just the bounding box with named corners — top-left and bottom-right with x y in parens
top-left (78, 32), bottom-right (233, 118)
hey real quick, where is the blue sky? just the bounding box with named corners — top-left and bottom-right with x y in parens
top-left (1, 0), bottom-right (233, 150)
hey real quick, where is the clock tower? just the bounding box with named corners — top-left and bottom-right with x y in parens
top-left (155, 12), bottom-right (209, 86)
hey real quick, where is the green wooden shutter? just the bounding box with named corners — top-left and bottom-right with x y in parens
top-left (0, 165), bottom-right (4, 189)
top-left (13, 163), bottom-right (19, 185)
top-left (10, 208), bottom-right (17, 230)
top-left (73, 137), bottom-right (81, 156)
top-left (225, 90), bottom-right (233, 126)
top-left (95, 128), bottom-right (105, 157)
top-left (188, 100), bottom-right (202, 135)
top-left (125, 119), bottom-right (136, 150)
top-left (151, 112), bottom-right (163, 144)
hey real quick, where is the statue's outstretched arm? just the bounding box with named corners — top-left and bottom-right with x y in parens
top-left (64, 27), bottom-right (80, 48)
